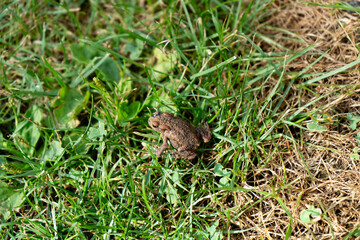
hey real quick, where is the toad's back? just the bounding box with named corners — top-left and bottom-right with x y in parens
top-left (166, 116), bottom-right (201, 150)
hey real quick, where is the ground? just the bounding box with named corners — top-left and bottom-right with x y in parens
top-left (1, 0), bottom-right (360, 239)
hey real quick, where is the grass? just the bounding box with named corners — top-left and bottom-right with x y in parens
top-left (1, 0), bottom-right (360, 239)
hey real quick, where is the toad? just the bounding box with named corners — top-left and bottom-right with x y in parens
top-left (148, 111), bottom-right (212, 160)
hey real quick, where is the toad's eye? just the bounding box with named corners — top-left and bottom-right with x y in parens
top-left (153, 112), bottom-right (160, 117)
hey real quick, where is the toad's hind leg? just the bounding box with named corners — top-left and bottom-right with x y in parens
top-left (196, 122), bottom-right (212, 143)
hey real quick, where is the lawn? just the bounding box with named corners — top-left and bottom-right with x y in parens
top-left (1, 0), bottom-right (360, 239)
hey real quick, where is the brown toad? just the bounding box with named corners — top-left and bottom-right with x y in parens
top-left (148, 111), bottom-right (212, 160)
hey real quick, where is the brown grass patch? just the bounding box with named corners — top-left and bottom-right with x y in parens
top-left (225, 0), bottom-right (360, 239)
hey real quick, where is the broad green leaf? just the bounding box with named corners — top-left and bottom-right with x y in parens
top-left (53, 88), bottom-right (90, 127)
top-left (99, 122), bottom-right (107, 136)
top-left (356, 133), bottom-right (360, 145)
top-left (70, 43), bottom-right (104, 63)
top-left (214, 163), bottom-right (231, 177)
top-left (163, 184), bottom-right (179, 204)
top-left (0, 182), bottom-right (24, 221)
top-left (87, 122), bottom-right (107, 140)
top-left (351, 148), bottom-right (360, 160)
top-left (219, 177), bottom-right (230, 186)
top-left (124, 39), bottom-right (143, 60)
top-left (71, 43), bottom-right (121, 82)
top-left (151, 48), bottom-right (178, 81)
top-left (214, 163), bottom-right (231, 187)
top-left (87, 128), bottom-right (100, 140)
top-left (300, 206), bottom-right (321, 224)
top-left (206, 220), bottom-right (223, 240)
top-left (24, 71), bottom-right (44, 93)
top-left (43, 141), bottom-right (65, 160)
top-left (348, 113), bottom-right (355, 120)
top-left (306, 122), bottom-right (326, 132)
top-left (159, 176), bottom-right (179, 204)
top-left (350, 121), bottom-right (357, 130)
top-left (206, 220), bottom-right (219, 235)
top-left (97, 58), bottom-right (121, 82)
top-left (118, 101), bottom-right (141, 122)
top-left (14, 105), bottom-right (43, 157)
top-left (171, 171), bottom-right (180, 184)
top-left (348, 113), bottom-right (360, 130)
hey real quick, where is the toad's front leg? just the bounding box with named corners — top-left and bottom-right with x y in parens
top-left (155, 134), bottom-right (169, 156)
